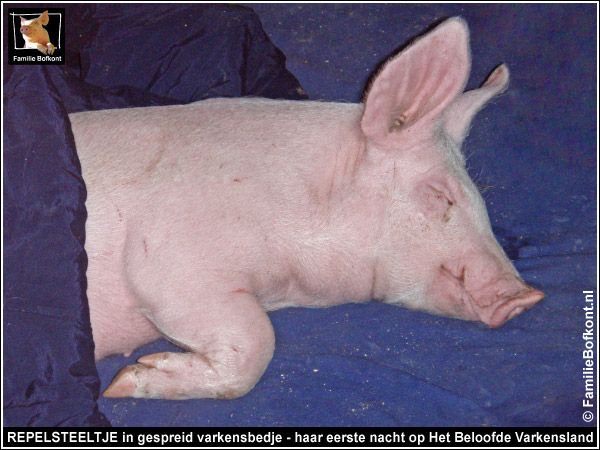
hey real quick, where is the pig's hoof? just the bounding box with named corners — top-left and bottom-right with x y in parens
top-left (47, 44), bottom-right (55, 55)
top-left (103, 363), bottom-right (146, 398)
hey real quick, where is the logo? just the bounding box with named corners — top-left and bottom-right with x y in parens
top-left (8, 8), bottom-right (65, 65)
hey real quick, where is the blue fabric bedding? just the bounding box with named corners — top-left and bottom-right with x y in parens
top-left (4, 3), bottom-right (596, 427)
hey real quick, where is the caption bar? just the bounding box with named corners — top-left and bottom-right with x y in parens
top-left (4, 428), bottom-right (597, 448)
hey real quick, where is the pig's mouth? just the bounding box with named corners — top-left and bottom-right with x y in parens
top-left (438, 264), bottom-right (544, 327)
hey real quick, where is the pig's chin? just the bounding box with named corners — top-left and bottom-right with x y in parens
top-left (431, 265), bottom-right (545, 328)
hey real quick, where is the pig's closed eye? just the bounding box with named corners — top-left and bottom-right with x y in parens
top-left (416, 182), bottom-right (456, 222)
top-left (428, 185), bottom-right (454, 207)
top-left (429, 185), bottom-right (454, 223)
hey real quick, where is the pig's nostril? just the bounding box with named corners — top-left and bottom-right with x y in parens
top-left (488, 289), bottom-right (545, 327)
top-left (20, 27), bottom-right (28, 33)
top-left (506, 305), bottom-right (524, 322)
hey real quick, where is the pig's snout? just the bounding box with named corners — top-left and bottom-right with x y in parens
top-left (20, 26), bottom-right (30, 35)
top-left (486, 288), bottom-right (544, 328)
top-left (436, 263), bottom-right (544, 327)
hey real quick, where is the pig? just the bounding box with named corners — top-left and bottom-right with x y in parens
top-left (19, 10), bottom-right (55, 55)
top-left (69, 17), bottom-right (544, 400)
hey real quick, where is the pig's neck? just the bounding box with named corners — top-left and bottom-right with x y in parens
top-left (259, 107), bottom-right (388, 310)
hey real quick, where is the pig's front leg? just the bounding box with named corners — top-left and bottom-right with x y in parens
top-left (25, 42), bottom-right (47, 54)
top-left (102, 288), bottom-right (275, 400)
top-left (47, 43), bottom-right (55, 55)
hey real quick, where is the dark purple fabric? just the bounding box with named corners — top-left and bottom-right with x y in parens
top-left (3, 3), bottom-right (306, 427)
top-left (69, 4), bottom-right (306, 103)
top-left (3, 64), bottom-right (110, 427)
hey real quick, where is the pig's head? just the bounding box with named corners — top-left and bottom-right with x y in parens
top-left (20, 10), bottom-right (49, 40)
top-left (361, 18), bottom-right (544, 327)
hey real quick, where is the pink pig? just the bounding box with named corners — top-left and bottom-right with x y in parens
top-left (69, 18), bottom-right (544, 400)
top-left (19, 10), bottom-right (55, 55)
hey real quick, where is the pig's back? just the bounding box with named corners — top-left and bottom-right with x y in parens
top-left (70, 98), bottom-right (363, 237)
top-left (71, 98), bottom-right (361, 196)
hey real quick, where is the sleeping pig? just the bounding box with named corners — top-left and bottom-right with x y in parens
top-left (69, 17), bottom-right (544, 400)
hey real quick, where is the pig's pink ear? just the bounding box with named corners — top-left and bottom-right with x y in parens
top-left (20, 16), bottom-right (26, 25)
top-left (39, 10), bottom-right (49, 26)
top-left (361, 18), bottom-right (470, 147)
top-left (442, 64), bottom-right (510, 146)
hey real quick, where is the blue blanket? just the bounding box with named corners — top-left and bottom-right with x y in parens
top-left (4, 3), bottom-right (596, 427)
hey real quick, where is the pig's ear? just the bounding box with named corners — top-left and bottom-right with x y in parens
top-left (442, 64), bottom-right (510, 146)
top-left (361, 18), bottom-right (470, 147)
top-left (20, 16), bottom-right (26, 25)
top-left (39, 10), bottom-right (49, 26)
